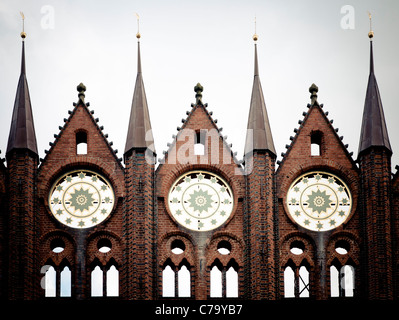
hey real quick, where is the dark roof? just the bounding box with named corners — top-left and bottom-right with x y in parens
top-left (358, 40), bottom-right (391, 155)
top-left (124, 41), bottom-right (155, 155)
top-left (244, 43), bottom-right (276, 157)
top-left (6, 40), bottom-right (38, 156)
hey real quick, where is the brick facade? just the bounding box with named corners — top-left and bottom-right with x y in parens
top-left (1, 37), bottom-right (398, 302)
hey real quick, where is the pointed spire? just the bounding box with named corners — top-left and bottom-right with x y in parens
top-left (244, 34), bottom-right (276, 157)
top-left (358, 20), bottom-right (391, 155)
top-left (6, 15), bottom-right (37, 156)
top-left (124, 25), bottom-right (155, 156)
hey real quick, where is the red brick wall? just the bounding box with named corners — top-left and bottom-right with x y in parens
top-left (36, 103), bottom-right (125, 299)
top-left (155, 104), bottom-right (245, 299)
top-left (276, 104), bottom-right (361, 299)
top-left (358, 148), bottom-right (393, 299)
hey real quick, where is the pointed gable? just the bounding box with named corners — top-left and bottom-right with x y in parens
top-left (39, 84), bottom-right (123, 170)
top-left (277, 84), bottom-right (357, 173)
top-left (158, 84), bottom-right (239, 167)
top-left (6, 40), bottom-right (37, 156)
top-left (358, 39), bottom-right (391, 156)
top-left (124, 40), bottom-right (155, 156)
top-left (244, 40), bottom-right (275, 157)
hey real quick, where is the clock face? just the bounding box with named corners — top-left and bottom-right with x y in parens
top-left (167, 171), bottom-right (234, 232)
top-left (49, 170), bottom-right (115, 229)
top-left (286, 171), bottom-right (352, 232)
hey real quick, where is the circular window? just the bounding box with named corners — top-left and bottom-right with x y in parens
top-left (97, 238), bottom-right (112, 253)
top-left (50, 238), bottom-right (65, 253)
top-left (48, 170), bottom-right (115, 229)
top-left (217, 240), bottom-right (232, 255)
top-left (335, 240), bottom-right (349, 255)
top-left (167, 171), bottom-right (234, 232)
top-left (171, 239), bottom-right (185, 255)
top-left (290, 240), bottom-right (305, 255)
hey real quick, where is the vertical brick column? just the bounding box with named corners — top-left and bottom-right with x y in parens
top-left (123, 149), bottom-right (155, 299)
top-left (244, 151), bottom-right (277, 299)
top-left (6, 150), bottom-right (38, 300)
top-left (359, 147), bottom-right (393, 299)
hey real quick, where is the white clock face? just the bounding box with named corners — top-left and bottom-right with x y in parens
top-left (286, 171), bottom-right (352, 232)
top-left (49, 170), bottom-right (115, 229)
top-left (167, 171), bottom-right (234, 232)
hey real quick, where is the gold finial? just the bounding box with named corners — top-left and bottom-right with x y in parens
top-left (368, 11), bottom-right (374, 39)
top-left (135, 13), bottom-right (141, 39)
top-left (20, 11), bottom-right (26, 39)
top-left (253, 16), bottom-right (258, 41)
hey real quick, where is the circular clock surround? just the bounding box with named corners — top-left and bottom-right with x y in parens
top-left (48, 170), bottom-right (115, 229)
top-left (167, 170), bottom-right (234, 232)
top-left (286, 171), bottom-right (352, 232)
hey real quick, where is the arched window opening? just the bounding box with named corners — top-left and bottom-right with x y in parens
top-left (330, 265), bottom-right (340, 297)
top-left (98, 238), bottom-right (112, 253)
top-left (335, 240), bottom-right (350, 255)
top-left (162, 264), bottom-right (175, 297)
top-left (171, 239), bottom-right (186, 255)
top-left (217, 240), bottom-right (232, 255)
top-left (106, 265), bottom-right (119, 297)
top-left (178, 264), bottom-right (191, 297)
top-left (45, 265), bottom-right (56, 297)
top-left (194, 130), bottom-right (206, 155)
top-left (76, 131), bottom-right (88, 155)
top-left (310, 131), bottom-right (322, 156)
top-left (226, 266), bottom-right (238, 298)
top-left (330, 263), bottom-right (355, 297)
top-left (210, 265), bottom-right (223, 298)
top-left (209, 259), bottom-right (239, 298)
top-left (284, 265), bottom-right (295, 298)
top-left (50, 238), bottom-right (65, 253)
top-left (284, 262), bottom-right (310, 298)
top-left (299, 265), bottom-right (310, 298)
top-left (290, 240), bottom-right (305, 255)
top-left (91, 265), bottom-right (103, 297)
top-left (341, 265), bottom-right (355, 297)
top-left (60, 266), bottom-right (71, 297)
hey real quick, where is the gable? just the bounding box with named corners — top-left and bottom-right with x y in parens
top-left (155, 100), bottom-right (244, 198)
top-left (277, 102), bottom-right (359, 198)
top-left (37, 102), bottom-right (124, 198)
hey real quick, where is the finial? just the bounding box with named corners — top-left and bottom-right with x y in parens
top-left (194, 83), bottom-right (203, 105)
top-left (253, 16), bottom-right (258, 42)
top-left (368, 11), bottom-right (374, 39)
top-left (20, 11), bottom-right (26, 40)
top-left (135, 13), bottom-right (141, 39)
top-left (309, 83), bottom-right (318, 104)
top-left (77, 83), bottom-right (86, 103)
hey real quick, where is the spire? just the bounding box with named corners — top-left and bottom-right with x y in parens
top-left (6, 14), bottom-right (38, 156)
top-left (358, 17), bottom-right (391, 156)
top-left (244, 34), bottom-right (276, 157)
top-left (124, 22), bottom-right (155, 156)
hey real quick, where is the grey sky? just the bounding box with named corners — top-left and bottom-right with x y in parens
top-left (1, 0), bottom-right (398, 169)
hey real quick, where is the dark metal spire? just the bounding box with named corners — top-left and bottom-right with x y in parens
top-left (124, 35), bottom-right (155, 156)
top-left (6, 29), bottom-right (38, 156)
top-left (358, 34), bottom-right (391, 155)
top-left (244, 38), bottom-right (276, 157)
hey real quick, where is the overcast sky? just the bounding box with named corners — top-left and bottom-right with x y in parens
top-left (1, 0), bottom-right (398, 170)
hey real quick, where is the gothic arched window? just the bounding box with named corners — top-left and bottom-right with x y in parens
top-left (42, 262), bottom-right (72, 298)
top-left (330, 263), bottom-right (355, 297)
top-left (162, 260), bottom-right (192, 298)
top-left (283, 261), bottom-right (310, 298)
